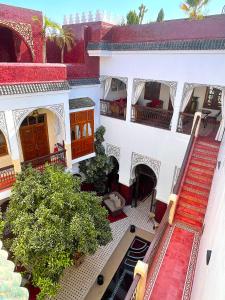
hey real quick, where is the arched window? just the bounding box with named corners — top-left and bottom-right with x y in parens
top-left (0, 131), bottom-right (8, 156)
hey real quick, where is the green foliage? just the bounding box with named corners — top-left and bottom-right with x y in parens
top-left (0, 212), bottom-right (5, 239)
top-left (79, 126), bottom-right (113, 194)
top-left (126, 3), bottom-right (148, 25)
top-left (126, 10), bottom-right (140, 25)
top-left (180, 0), bottom-right (209, 19)
top-left (156, 8), bottom-right (165, 22)
top-left (4, 165), bottom-right (112, 299)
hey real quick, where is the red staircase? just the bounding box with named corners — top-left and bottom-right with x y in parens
top-left (174, 137), bottom-right (220, 230)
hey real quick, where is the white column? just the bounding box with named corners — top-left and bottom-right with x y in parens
top-left (4, 110), bottom-right (21, 173)
top-left (126, 77), bottom-right (133, 123)
top-left (170, 82), bottom-right (184, 132)
top-left (63, 99), bottom-right (72, 170)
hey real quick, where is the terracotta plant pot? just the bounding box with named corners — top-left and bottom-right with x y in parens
top-left (73, 252), bottom-right (85, 267)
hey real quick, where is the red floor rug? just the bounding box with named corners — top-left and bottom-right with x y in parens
top-left (108, 211), bottom-right (127, 223)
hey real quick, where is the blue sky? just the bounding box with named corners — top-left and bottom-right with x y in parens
top-left (2, 0), bottom-right (225, 24)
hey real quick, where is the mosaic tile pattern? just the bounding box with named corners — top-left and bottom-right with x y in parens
top-left (55, 198), bottom-right (155, 300)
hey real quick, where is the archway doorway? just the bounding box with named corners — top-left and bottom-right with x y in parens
top-left (19, 108), bottom-right (64, 164)
top-left (107, 156), bottom-right (119, 192)
top-left (20, 112), bottom-right (50, 161)
top-left (132, 164), bottom-right (157, 206)
top-left (0, 25), bottom-right (32, 62)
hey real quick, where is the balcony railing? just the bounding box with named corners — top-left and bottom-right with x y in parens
top-left (22, 148), bottom-right (66, 171)
top-left (100, 99), bottom-right (126, 120)
top-left (0, 63), bottom-right (67, 84)
top-left (177, 112), bottom-right (194, 135)
top-left (131, 105), bottom-right (173, 130)
top-left (0, 165), bottom-right (16, 191)
top-left (71, 137), bottom-right (94, 160)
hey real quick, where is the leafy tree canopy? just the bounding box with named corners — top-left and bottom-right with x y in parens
top-left (181, 0), bottom-right (210, 19)
top-left (156, 8), bottom-right (165, 22)
top-left (3, 165), bottom-right (112, 299)
top-left (126, 3), bottom-right (148, 25)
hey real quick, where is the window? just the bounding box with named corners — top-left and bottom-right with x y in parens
top-left (111, 79), bottom-right (126, 92)
top-left (70, 110), bottom-right (94, 159)
top-left (0, 131), bottom-right (8, 156)
top-left (203, 87), bottom-right (222, 110)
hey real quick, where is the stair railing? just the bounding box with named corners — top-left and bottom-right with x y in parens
top-left (169, 112), bottom-right (202, 224)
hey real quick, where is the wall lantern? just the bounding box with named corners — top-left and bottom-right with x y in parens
top-left (97, 274), bottom-right (104, 285)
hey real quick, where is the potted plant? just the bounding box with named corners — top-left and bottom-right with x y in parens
top-left (79, 126), bottom-right (113, 194)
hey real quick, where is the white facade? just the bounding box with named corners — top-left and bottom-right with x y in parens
top-left (99, 50), bottom-right (225, 203)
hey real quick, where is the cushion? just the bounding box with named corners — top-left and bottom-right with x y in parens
top-left (104, 199), bottom-right (116, 212)
top-left (114, 196), bottom-right (121, 208)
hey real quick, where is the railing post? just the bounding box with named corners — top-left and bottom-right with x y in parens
top-left (191, 112), bottom-right (202, 137)
top-left (168, 194), bottom-right (178, 225)
top-left (134, 261), bottom-right (148, 300)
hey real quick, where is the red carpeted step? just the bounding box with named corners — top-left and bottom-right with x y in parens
top-left (194, 143), bottom-right (220, 152)
top-left (182, 183), bottom-right (210, 194)
top-left (179, 196), bottom-right (207, 210)
top-left (185, 177), bottom-right (211, 189)
top-left (176, 205), bottom-right (205, 220)
top-left (196, 140), bottom-right (220, 149)
top-left (180, 191), bottom-right (208, 205)
top-left (189, 163), bottom-right (215, 175)
top-left (192, 151), bottom-right (218, 161)
top-left (190, 157), bottom-right (216, 168)
top-left (182, 184), bottom-right (209, 197)
top-left (187, 170), bottom-right (213, 182)
top-left (175, 214), bottom-right (203, 229)
top-left (174, 219), bottom-right (202, 232)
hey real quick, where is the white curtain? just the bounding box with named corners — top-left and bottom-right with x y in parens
top-left (104, 77), bottom-right (112, 100)
top-left (216, 89), bottom-right (225, 141)
top-left (177, 85), bottom-right (194, 131)
top-left (132, 81), bottom-right (145, 105)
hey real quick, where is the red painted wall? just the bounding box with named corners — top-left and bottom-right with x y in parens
top-left (110, 15), bottom-right (225, 43)
top-left (0, 4), bottom-right (43, 63)
top-left (0, 63), bottom-right (67, 84)
top-left (46, 22), bottom-right (113, 79)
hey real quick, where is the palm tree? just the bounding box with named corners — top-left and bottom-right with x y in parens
top-left (32, 15), bottom-right (61, 62)
top-left (138, 4), bottom-right (148, 24)
top-left (55, 27), bottom-right (75, 63)
top-left (181, 0), bottom-right (210, 19)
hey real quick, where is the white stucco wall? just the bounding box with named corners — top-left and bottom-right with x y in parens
top-left (99, 50), bottom-right (225, 203)
top-left (101, 116), bottom-right (189, 202)
top-left (191, 136), bottom-right (225, 300)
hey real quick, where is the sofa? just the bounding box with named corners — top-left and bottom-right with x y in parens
top-left (103, 191), bottom-right (126, 217)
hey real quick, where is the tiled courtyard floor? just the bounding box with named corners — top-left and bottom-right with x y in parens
top-left (55, 197), bottom-right (155, 300)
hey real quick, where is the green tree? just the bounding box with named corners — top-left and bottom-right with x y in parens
top-left (33, 15), bottom-right (61, 62)
top-left (138, 4), bottom-right (148, 24)
top-left (126, 10), bottom-right (140, 25)
top-left (55, 27), bottom-right (75, 63)
top-left (156, 8), bottom-right (165, 22)
top-left (79, 126), bottom-right (113, 194)
top-left (180, 0), bottom-right (210, 19)
top-left (4, 165), bottom-right (112, 299)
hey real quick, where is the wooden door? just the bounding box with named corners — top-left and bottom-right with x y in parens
top-left (20, 114), bottom-right (50, 162)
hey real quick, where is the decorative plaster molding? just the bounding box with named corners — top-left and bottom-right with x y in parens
top-left (106, 143), bottom-right (120, 162)
top-left (0, 18), bottom-right (34, 59)
top-left (13, 104), bottom-right (65, 131)
top-left (131, 152), bottom-right (161, 178)
top-left (100, 75), bottom-right (128, 86)
top-left (0, 111), bottom-right (7, 137)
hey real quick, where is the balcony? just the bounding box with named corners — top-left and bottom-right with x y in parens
top-left (0, 63), bottom-right (67, 84)
top-left (131, 105), bottom-right (173, 130)
top-left (0, 165), bottom-right (16, 191)
top-left (100, 99), bottom-right (127, 120)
